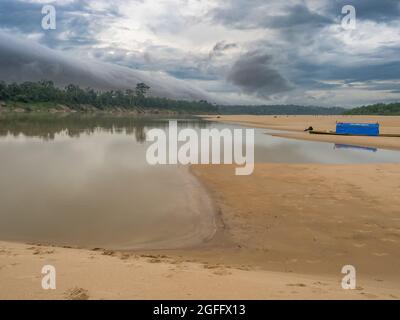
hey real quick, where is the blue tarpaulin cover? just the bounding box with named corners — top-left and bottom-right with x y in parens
top-left (336, 123), bottom-right (380, 136)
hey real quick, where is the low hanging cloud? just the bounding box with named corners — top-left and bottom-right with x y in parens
top-left (227, 51), bottom-right (292, 97)
top-left (0, 0), bottom-right (400, 106)
top-left (0, 31), bottom-right (214, 102)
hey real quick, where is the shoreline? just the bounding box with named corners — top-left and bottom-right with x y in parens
top-left (271, 132), bottom-right (400, 152)
top-left (5, 240), bottom-right (398, 300)
top-left (200, 115), bottom-right (400, 151)
top-left (1, 115), bottom-right (400, 299)
top-left (2, 163), bottom-right (400, 299)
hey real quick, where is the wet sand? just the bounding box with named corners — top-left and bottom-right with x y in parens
top-left (190, 164), bottom-right (400, 277)
top-left (201, 115), bottom-right (400, 150)
top-left (1, 163), bottom-right (400, 299)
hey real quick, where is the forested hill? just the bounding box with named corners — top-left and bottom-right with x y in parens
top-left (0, 80), bottom-right (217, 114)
top-left (218, 105), bottom-right (345, 115)
top-left (2, 80), bottom-right (400, 115)
top-left (221, 102), bottom-right (400, 116)
top-left (344, 103), bottom-right (400, 115)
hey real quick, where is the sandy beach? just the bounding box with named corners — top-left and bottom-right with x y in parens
top-left (2, 163), bottom-right (400, 299)
top-left (3, 239), bottom-right (398, 300)
top-left (201, 115), bottom-right (400, 151)
top-left (1, 115), bottom-right (400, 300)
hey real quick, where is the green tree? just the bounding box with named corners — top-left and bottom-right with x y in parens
top-left (135, 83), bottom-right (150, 98)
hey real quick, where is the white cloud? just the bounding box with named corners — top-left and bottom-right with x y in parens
top-left (1, 0), bottom-right (400, 106)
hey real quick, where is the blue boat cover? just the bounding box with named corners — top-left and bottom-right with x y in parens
top-left (336, 123), bottom-right (380, 136)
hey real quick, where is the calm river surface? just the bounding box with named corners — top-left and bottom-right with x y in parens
top-left (0, 114), bottom-right (399, 249)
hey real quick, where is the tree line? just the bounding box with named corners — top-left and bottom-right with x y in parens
top-left (218, 104), bottom-right (346, 115)
top-left (1, 80), bottom-right (399, 115)
top-left (0, 80), bottom-right (217, 114)
top-left (343, 103), bottom-right (400, 115)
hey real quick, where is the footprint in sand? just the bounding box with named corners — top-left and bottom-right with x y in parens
top-left (101, 250), bottom-right (116, 257)
top-left (64, 287), bottom-right (90, 300)
top-left (0, 249), bottom-right (12, 256)
top-left (203, 264), bottom-right (221, 270)
top-left (27, 247), bottom-right (55, 255)
top-left (202, 264), bottom-right (232, 276)
top-left (35, 249), bottom-right (54, 255)
top-left (213, 269), bottom-right (232, 276)
top-left (119, 253), bottom-right (131, 260)
top-left (237, 265), bottom-right (251, 271)
top-left (360, 292), bottom-right (379, 299)
top-left (313, 281), bottom-right (329, 286)
top-left (287, 283), bottom-right (307, 288)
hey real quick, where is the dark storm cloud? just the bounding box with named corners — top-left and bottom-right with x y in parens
top-left (329, 61), bottom-right (400, 83)
top-left (210, 0), bottom-right (400, 98)
top-left (293, 42), bottom-right (400, 84)
top-left (212, 0), bottom-right (399, 29)
top-left (211, 1), bottom-right (335, 55)
top-left (290, 51), bottom-right (400, 93)
top-left (211, 1), bottom-right (332, 30)
top-left (264, 4), bottom-right (332, 29)
top-left (227, 51), bottom-right (291, 97)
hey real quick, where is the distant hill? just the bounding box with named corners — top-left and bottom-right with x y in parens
top-left (344, 103), bottom-right (400, 115)
top-left (218, 105), bottom-right (346, 115)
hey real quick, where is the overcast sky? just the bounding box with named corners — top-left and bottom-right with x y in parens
top-left (0, 0), bottom-right (400, 106)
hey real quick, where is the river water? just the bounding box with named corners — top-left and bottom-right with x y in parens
top-left (0, 114), bottom-right (399, 249)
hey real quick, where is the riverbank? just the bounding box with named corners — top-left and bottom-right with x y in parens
top-left (0, 104), bottom-right (180, 115)
top-left (0, 100), bottom-right (217, 115)
top-left (1, 163), bottom-right (400, 299)
top-left (201, 115), bottom-right (400, 150)
top-left (0, 242), bottom-right (373, 299)
top-left (1, 237), bottom-right (398, 300)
